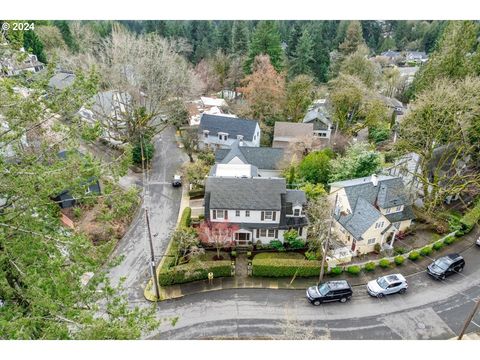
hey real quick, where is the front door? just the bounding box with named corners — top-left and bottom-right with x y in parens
top-left (351, 239), bottom-right (356, 252)
top-left (235, 232), bottom-right (250, 245)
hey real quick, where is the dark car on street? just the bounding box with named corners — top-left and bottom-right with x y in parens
top-left (306, 280), bottom-right (353, 306)
top-left (427, 253), bottom-right (465, 280)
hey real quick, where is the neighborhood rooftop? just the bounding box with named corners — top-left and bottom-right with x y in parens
top-left (215, 139), bottom-right (285, 170)
top-left (200, 114), bottom-right (259, 141)
top-left (205, 177), bottom-right (286, 210)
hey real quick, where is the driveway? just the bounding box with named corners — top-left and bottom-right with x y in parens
top-left (107, 127), bottom-right (186, 302)
top-left (148, 245), bottom-right (480, 339)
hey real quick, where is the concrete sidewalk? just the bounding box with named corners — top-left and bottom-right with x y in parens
top-left (151, 230), bottom-right (478, 301)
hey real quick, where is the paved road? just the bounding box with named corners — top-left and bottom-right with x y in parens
top-left (148, 245), bottom-right (480, 339)
top-left (107, 127), bottom-right (186, 302)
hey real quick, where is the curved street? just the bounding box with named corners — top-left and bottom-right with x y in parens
top-left (105, 126), bottom-right (480, 340)
top-left (147, 244), bottom-right (480, 340)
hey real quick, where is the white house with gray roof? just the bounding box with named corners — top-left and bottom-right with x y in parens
top-left (214, 139), bottom-right (285, 178)
top-left (303, 99), bottom-right (333, 139)
top-left (199, 114), bottom-right (260, 149)
top-left (204, 177), bottom-right (308, 245)
top-left (329, 174), bottom-right (414, 255)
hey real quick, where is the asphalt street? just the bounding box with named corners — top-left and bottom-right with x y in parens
top-left (107, 127), bottom-right (186, 302)
top-left (148, 244), bottom-right (480, 340)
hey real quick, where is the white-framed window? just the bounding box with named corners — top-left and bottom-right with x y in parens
top-left (386, 208), bottom-right (391, 214)
top-left (294, 208), bottom-right (300, 216)
top-left (375, 221), bottom-right (385, 229)
top-left (367, 238), bottom-right (376, 245)
top-left (396, 206), bottom-right (402, 212)
top-left (264, 211), bottom-right (273, 220)
top-left (245, 210), bottom-right (250, 217)
top-left (267, 229), bottom-right (275, 237)
top-left (259, 229), bottom-right (267, 237)
top-left (235, 210), bottom-right (240, 217)
top-left (218, 133), bottom-right (228, 141)
top-left (203, 131), bottom-right (209, 138)
top-left (216, 210), bottom-right (224, 219)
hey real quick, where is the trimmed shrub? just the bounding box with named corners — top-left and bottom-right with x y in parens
top-left (247, 251), bottom-right (252, 258)
top-left (394, 255), bottom-right (405, 266)
top-left (269, 240), bottom-right (285, 251)
top-left (254, 252), bottom-right (304, 260)
top-left (231, 250), bottom-right (237, 258)
top-left (459, 201), bottom-right (480, 234)
top-left (432, 241), bottom-right (444, 251)
top-left (305, 251), bottom-right (320, 261)
top-left (188, 188), bottom-right (205, 199)
top-left (364, 262), bottom-right (376, 272)
top-left (179, 207), bottom-right (192, 228)
top-left (198, 214), bottom-right (205, 221)
top-left (158, 260), bottom-right (231, 286)
top-left (330, 266), bottom-right (343, 276)
top-left (408, 251), bottom-right (420, 261)
top-left (347, 265), bottom-right (361, 275)
top-left (379, 259), bottom-right (391, 268)
top-left (252, 258), bottom-right (321, 277)
top-left (394, 247), bottom-right (407, 255)
top-left (443, 236), bottom-right (455, 245)
top-left (373, 243), bottom-right (381, 254)
top-left (420, 246), bottom-right (433, 257)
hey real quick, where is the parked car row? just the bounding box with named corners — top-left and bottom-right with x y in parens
top-left (306, 253), bottom-right (467, 305)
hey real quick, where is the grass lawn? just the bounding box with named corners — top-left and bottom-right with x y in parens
top-left (254, 252), bottom-right (305, 260)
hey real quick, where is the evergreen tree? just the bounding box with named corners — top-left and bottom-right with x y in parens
top-left (54, 20), bottom-right (78, 52)
top-left (361, 21), bottom-right (382, 51)
top-left (338, 21), bottom-right (366, 55)
top-left (244, 21), bottom-right (284, 73)
top-left (409, 20), bottom-right (480, 99)
top-left (290, 29), bottom-right (315, 77)
top-left (286, 21), bottom-right (302, 58)
top-left (231, 20), bottom-right (249, 55)
top-left (144, 20), bottom-right (168, 37)
top-left (309, 21), bottom-right (336, 82)
top-left (23, 30), bottom-right (47, 63)
top-left (215, 21), bottom-right (232, 54)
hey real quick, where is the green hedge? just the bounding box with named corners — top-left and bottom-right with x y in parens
top-left (432, 241), bottom-right (444, 251)
top-left (252, 258), bottom-right (321, 277)
top-left (158, 260), bottom-right (231, 286)
top-left (179, 207), bottom-right (192, 228)
top-left (443, 236), bottom-right (455, 245)
top-left (394, 255), bottom-right (405, 265)
top-left (330, 266), bottom-right (343, 276)
top-left (420, 246), bottom-right (432, 256)
top-left (379, 259), bottom-right (391, 268)
top-left (459, 201), bottom-right (480, 234)
top-left (254, 252), bottom-right (304, 260)
top-left (189, 188), bottom-right (205, 198)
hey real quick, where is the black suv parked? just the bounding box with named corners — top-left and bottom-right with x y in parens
top-left (306, 280), bottom-right (353, 305)
top-left (427, 253), bottom-right (465, 280)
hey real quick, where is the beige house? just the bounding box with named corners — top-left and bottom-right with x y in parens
top-left (329, 174), bottom-right (414, 256)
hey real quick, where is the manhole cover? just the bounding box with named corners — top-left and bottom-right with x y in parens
top-left (417, 322), bottom-right (426, 329)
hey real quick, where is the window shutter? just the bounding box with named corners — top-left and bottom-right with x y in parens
top-left (261, 211), bottom-right (264, 221)
top-left (224, 210), bottom-right (228, 219)
top-left (212, 210), bottom-right (216, 219)
top-left (272, 211), bottom-right (276, 221)
top-left (299, 227), bottom-right (303, 236)
top-left (256, 229), bottom-right (259, 238)
top-left (275, 230), bottom-right (278, 238)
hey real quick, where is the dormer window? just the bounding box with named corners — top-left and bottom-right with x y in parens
top-left (237, 135), bottom-right (243, 141)
top-left (203, 130), bottom-right (209, 138)
top-left (294, 208), bottom-right (300, 217)
top-left (218, 132), bottom-right (228, 141)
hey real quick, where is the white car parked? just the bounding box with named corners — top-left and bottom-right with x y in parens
top-left (367, 274), bottom-right (408, 298)
top-left (476, 237), bottom-right (480, 247)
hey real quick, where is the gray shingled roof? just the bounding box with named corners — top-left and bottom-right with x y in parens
top-left (303, 106), bottom-right (332, 131)
top-left (286, 190), bottom-right (307, 206)
top-left (385, 205), bottom-right (415, 223)
top-left (337, 198), bottom-right (382, 240)
top-left (377, 178), bottom-right (408, 208)
top-left (205, 177), bottom-right (286, 210)
top-left (215, 140), bottom-right (284, 170)
top-left (48, 71), bottom-right (75, 90)
top-left (200, 114), bottom-right (259, 141)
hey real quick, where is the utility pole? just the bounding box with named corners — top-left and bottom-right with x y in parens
top-left (319, 193), bottom-right (338, 284)
top-left (458, 298), bottom-right (480, 340)
top-left (145, 208), bottom-right (160, 301)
